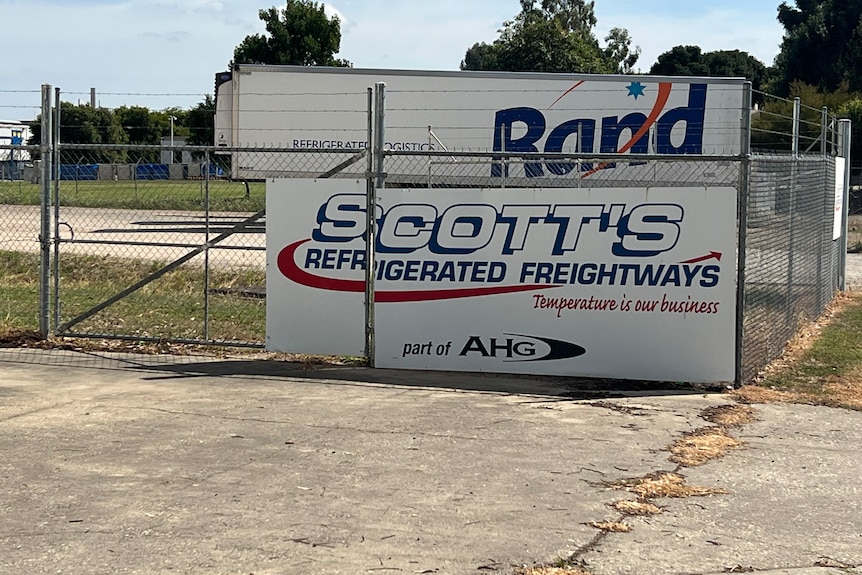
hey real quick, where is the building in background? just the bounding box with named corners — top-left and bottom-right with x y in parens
top-left (0, 120), bottom-right (31, 180)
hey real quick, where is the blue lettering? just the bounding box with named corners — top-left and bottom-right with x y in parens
top-left (492, 107), bottom-right (546, 177)
top-left (656, 84), bottom-right (707, 154)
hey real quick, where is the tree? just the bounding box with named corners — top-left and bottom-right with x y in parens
top-left (29, 103), bottom-right (129, 163)
top-left (604, 27), bottom-right (641, 74)
top-left (773, 0), bottom-right (862, 95)
top-left (650, 46), bottom-right (769, 92)
top-left (837, 98), bottom-right (862, 165)
top-left (186, 95), bottom-right (215, 147)
top-left (461, 0), bottom-right (638, 74)
top-left (232, 0), bottom-right (350, 68)
top-left (750, 81), bottom-right (857, 153)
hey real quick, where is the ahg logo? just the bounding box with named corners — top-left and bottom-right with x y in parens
top-left (459, 334), bottom-right (586, 362)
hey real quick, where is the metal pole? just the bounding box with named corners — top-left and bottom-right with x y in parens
top-left (374, 82), bottom-right (386, 189)
top-left (364, 87), bottom-right (376, 366)
top-left (52, 87), bottom-right (61, 333)
top-left (839, 119), bottom-right (852, 291)
top-left (792, 97), bottom-right (801, 158)
top-left (785, 97), bottom-right (801, 331)
top-left (39, 84), bottom-right (52, 338)
top-left (735, 82), bottom-right (753, 386)
top-left (203, 149), bottom-right (211, 340)
top-left (821, 107), bottom-right (828, 159)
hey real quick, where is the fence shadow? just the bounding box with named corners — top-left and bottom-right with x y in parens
top-left (0, 348), bottom-right (723, 399)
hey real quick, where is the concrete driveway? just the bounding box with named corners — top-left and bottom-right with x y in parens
top-left (0, 349), bottom-right (860, 575)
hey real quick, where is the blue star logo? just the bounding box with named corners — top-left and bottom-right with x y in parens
top-left (626, 81), bottom-right (646, 100)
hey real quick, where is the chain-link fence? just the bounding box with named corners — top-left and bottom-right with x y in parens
top-left (46, 144), bottom-right (365, 347)
top-left (0, 143), bottom-right (42, 333)
top-left (851, 165), bottom-right (862, 215)
top-left (0, 83), bottom-right (853, 385)
top-left (741, 154), bottom-right (840, 383)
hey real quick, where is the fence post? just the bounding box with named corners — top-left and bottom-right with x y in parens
top-left (363, 86), bottom-right (378, 366)
top-left (735, 82), bottom-right (753, 386)
top-left (39, 84), bottom-right (52, 338)
top-left (821, 107), bottom-right (828, 159)
top-left (52, 87), bottom-right (61, 333)
top-left (374, 82), bottom-right (386, 189)
top-left (839, 119), bottom-right (852, 291)
top-left (792, 97), bottom-right (801, 158)
top-left (203, 149), bottom-right (211, 341)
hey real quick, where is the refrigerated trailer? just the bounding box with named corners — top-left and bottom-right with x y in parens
top-left (214, 65), bottom-right (747, 183)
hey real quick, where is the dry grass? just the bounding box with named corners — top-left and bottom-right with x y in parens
top-left (587, 521), bottom-right (631, 533)
top-left (736, 378), bottom-right (862, 411)
top-left (610, 499), bottom-right (663, 516)
top-left (605, 472), bottom-right (728, 499)
top-left (669, 427), bottom-right (743, 467)
top-left (737, 292), bottom-right (862, 411)
top-left (513, 567), bottom-right (591, 575)
top-left (701, 404), bottom-right (757, 427)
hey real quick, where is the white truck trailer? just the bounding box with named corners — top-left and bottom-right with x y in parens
top-left (214, 65), bottom-right (747, 183)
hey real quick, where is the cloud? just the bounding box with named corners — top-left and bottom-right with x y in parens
top-left (324, 3), bottom-right (348, 28)
top-left (595, 6), bottom-right (783, 69)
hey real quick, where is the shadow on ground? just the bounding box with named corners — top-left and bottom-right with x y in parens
top-left (0, 347), bottom-right (724, 400)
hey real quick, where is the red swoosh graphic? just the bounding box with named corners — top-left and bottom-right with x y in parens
top-left (277, 240), bottom-right (560, 303)
top-left (582, 82), bottom-right (673, 178)
top-left (548, 80), bottom-right (586, 109)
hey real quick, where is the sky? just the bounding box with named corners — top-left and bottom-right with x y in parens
top-left (0, 0), bottom-right (785, 119)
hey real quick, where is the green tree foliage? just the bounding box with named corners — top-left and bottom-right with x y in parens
top-left (773, 0), bottom-right (862, 95)
top-left (186, 95), bottom-right (215, 147)
top-left (28, 100), bottom-right (213, 164)
top-left (604, 27), bottom-right (641, 74)
top-left (233, 0), bottom-right (350, 68)
top-left (28, 102), bottom-right (130, 163)
top-left (750, 81), bottom-right (858, 154)
top-left (650, 46), bottom-right (769, 91)
top-left (837, 99), bottom-right (862, 164)
top-left (461, 0), bottom-right (638, 74)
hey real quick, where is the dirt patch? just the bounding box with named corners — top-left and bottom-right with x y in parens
top-left (587, 521), bottom-right (631, 533)
top-left (701, 404), bottom-right (757, 427)
top-left (605, 471), bottom-right (729, 499)
top-left (587, 401), bottom-right (648, 415)
top-left (669, 427), bottom-right (743, 467)
top-left (0, 329), bottom-right (43, 347)
top-left (610, 500), bottom-right (662, 516)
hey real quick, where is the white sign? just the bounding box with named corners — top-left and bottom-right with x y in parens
top-left (220, 67), bottom-right (745, 183)
top-left (266, 179), bottom-right (367, 357)
top-left (835, 157), bottom-right (846, 241)
top-left (267, 180), bottom-right (738, 383)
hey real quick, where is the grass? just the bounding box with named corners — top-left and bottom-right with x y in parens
top-left (736, 292), bottom-right (862, 410)
top-left (0, 179), bottom-right (265, 212)
top-left (0, 250), bottom-right (265, 343)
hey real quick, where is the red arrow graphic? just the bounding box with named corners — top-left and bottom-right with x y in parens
top-left (277, 240), bottom-right (560, 303)
top-left (680, 251), bottom-right (722, 264)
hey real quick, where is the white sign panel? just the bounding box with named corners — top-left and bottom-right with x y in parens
top-left (266, 178), bottom-right (367, 357)
top-left (221, 67), bottom-right (745, 183)
top-left (267, 180), bottom-right (738, 383)
top-left (835, 157), bottom-right (846, 241)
